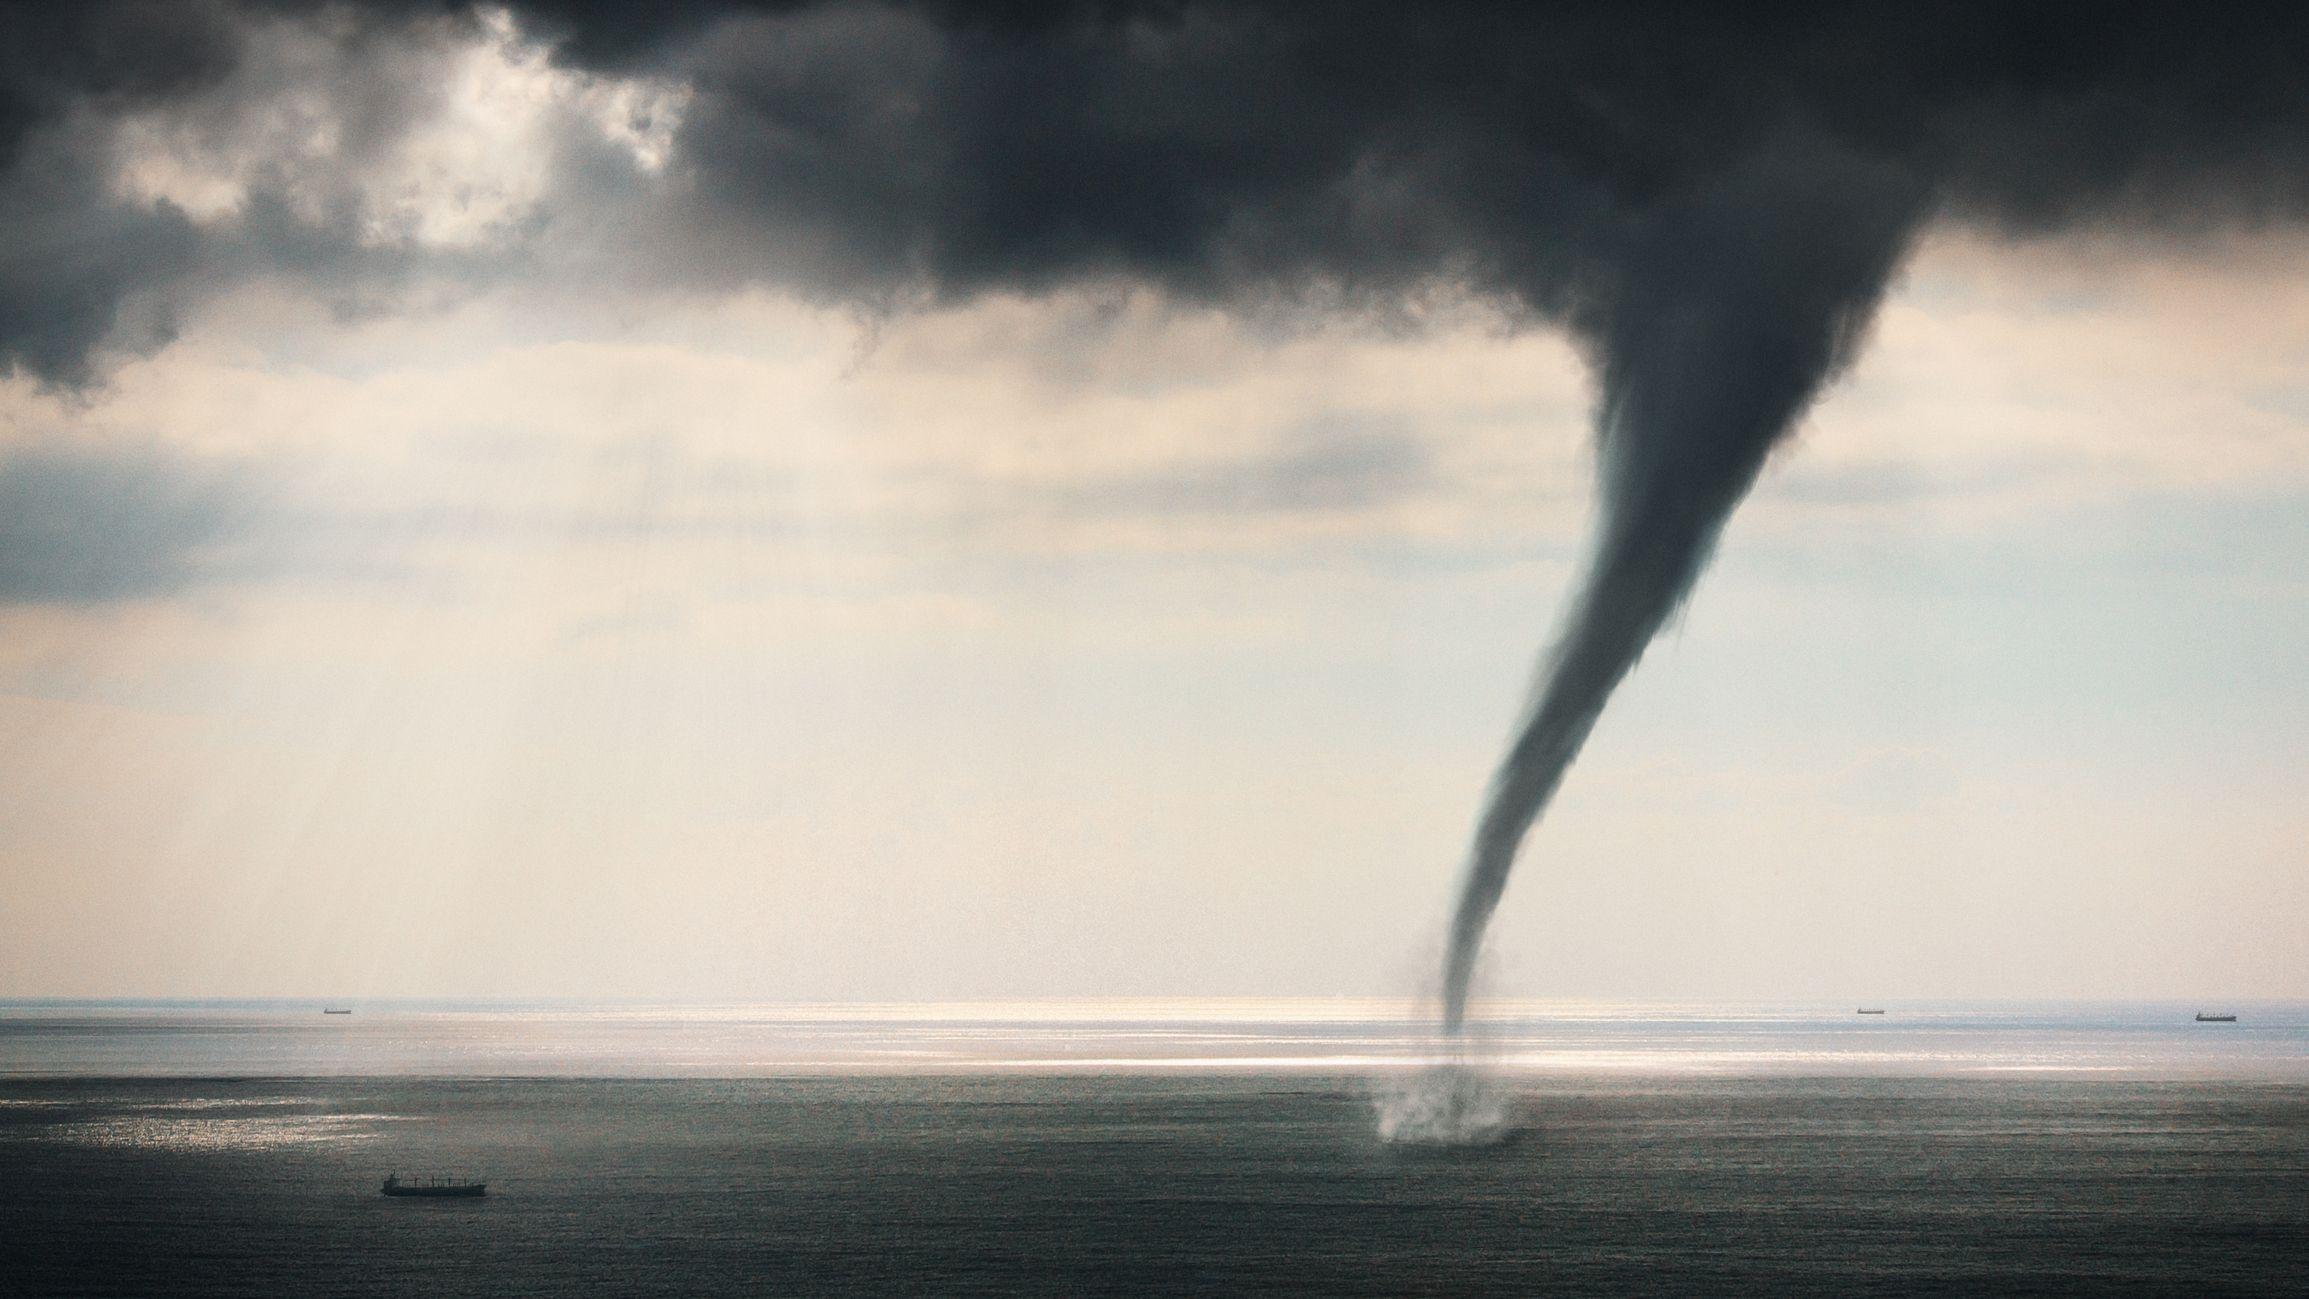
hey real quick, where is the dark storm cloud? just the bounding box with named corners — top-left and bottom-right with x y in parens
top-left (0, 133), bottom-right (203, 388)
top-left (9, 1), bottom-right (2309, 382)
top-left (0, 447), bottom-right (247, 604)
top-left (0, 1), bottom-right (244, 161)
top-left (0, 1), bottom-right (242, 385)
top-left (0, 0), bottom-right (485, 386)
top-left (504, 1), bottom-right (2309, 306)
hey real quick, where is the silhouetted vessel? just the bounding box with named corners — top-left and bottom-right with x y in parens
top-left (323, 1008), bottom-right (352, 1015)
top-left (382, 1174), bottom-right (486, 1198)
top-left (1856, 1008), bottom-right (1886, 1015)
top-left (2195, 1012), bottom-right (2237, 1023)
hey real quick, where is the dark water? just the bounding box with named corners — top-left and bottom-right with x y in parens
top-left (5, 1074), bottom-right (2307, 1296)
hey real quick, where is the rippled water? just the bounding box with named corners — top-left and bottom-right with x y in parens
top-left (3, 1004), bottom-right (2305, 1295)
top-left (4, 1074), bottom-right (2307, 1296)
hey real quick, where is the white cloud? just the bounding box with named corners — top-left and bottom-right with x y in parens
top-left (108, 6), bottom-right (689, 250)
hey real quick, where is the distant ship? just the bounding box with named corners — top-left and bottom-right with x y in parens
top-left (323, 1008), bottom-right (352, 1015)
top-left (2195, 1013), bottom-right (2238, 1023)
top-left (1856, 1008), bottom-right (1886, 1015)
top-left (382, 1174), bottom-right (486, 1198)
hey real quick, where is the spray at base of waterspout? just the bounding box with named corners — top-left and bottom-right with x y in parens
top-left (1374, 1055), bottom-right (1515, 1147)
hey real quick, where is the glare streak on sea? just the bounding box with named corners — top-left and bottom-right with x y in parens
top-left (2, 999), bottom-right (2305, 1079)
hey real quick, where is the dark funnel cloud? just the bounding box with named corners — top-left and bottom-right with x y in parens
top-left (5, 1), bottom-right (2309, 998)
top-left (1442, 145), bottom-right (1923, 1027)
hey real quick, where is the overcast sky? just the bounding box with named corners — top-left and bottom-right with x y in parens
top-left (2, 3), bottom-right (2305, 1002)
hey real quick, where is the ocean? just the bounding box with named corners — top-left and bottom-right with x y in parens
top-left (4, 1002), bottom-right (2306, 1295)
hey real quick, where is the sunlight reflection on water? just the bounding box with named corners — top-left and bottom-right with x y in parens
top-left (3, 1000), bottom-right (2303, 1080)
top-left (35, 1113), bottom-right (406, 1152)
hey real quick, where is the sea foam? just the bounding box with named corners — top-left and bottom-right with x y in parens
top-left (1374, 1062), bottom-right (1513, 1146)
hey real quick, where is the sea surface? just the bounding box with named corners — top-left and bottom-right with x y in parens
top-left (4, 1001), bottom-right (2306, 1296)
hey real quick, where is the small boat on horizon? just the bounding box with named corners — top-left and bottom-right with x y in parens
top-left (382, 1173), bottom-right (486, 1198)
top-left (2195, 1012), bottom-right (2238, 1023)
top-left (322, 1008), bottom-right (352, 1015)
top-left (1856, 1008), bottom-right (1886, 1015)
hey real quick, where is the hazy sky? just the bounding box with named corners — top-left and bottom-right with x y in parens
top-left (2, 3), bottom-right (2305, 1002)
